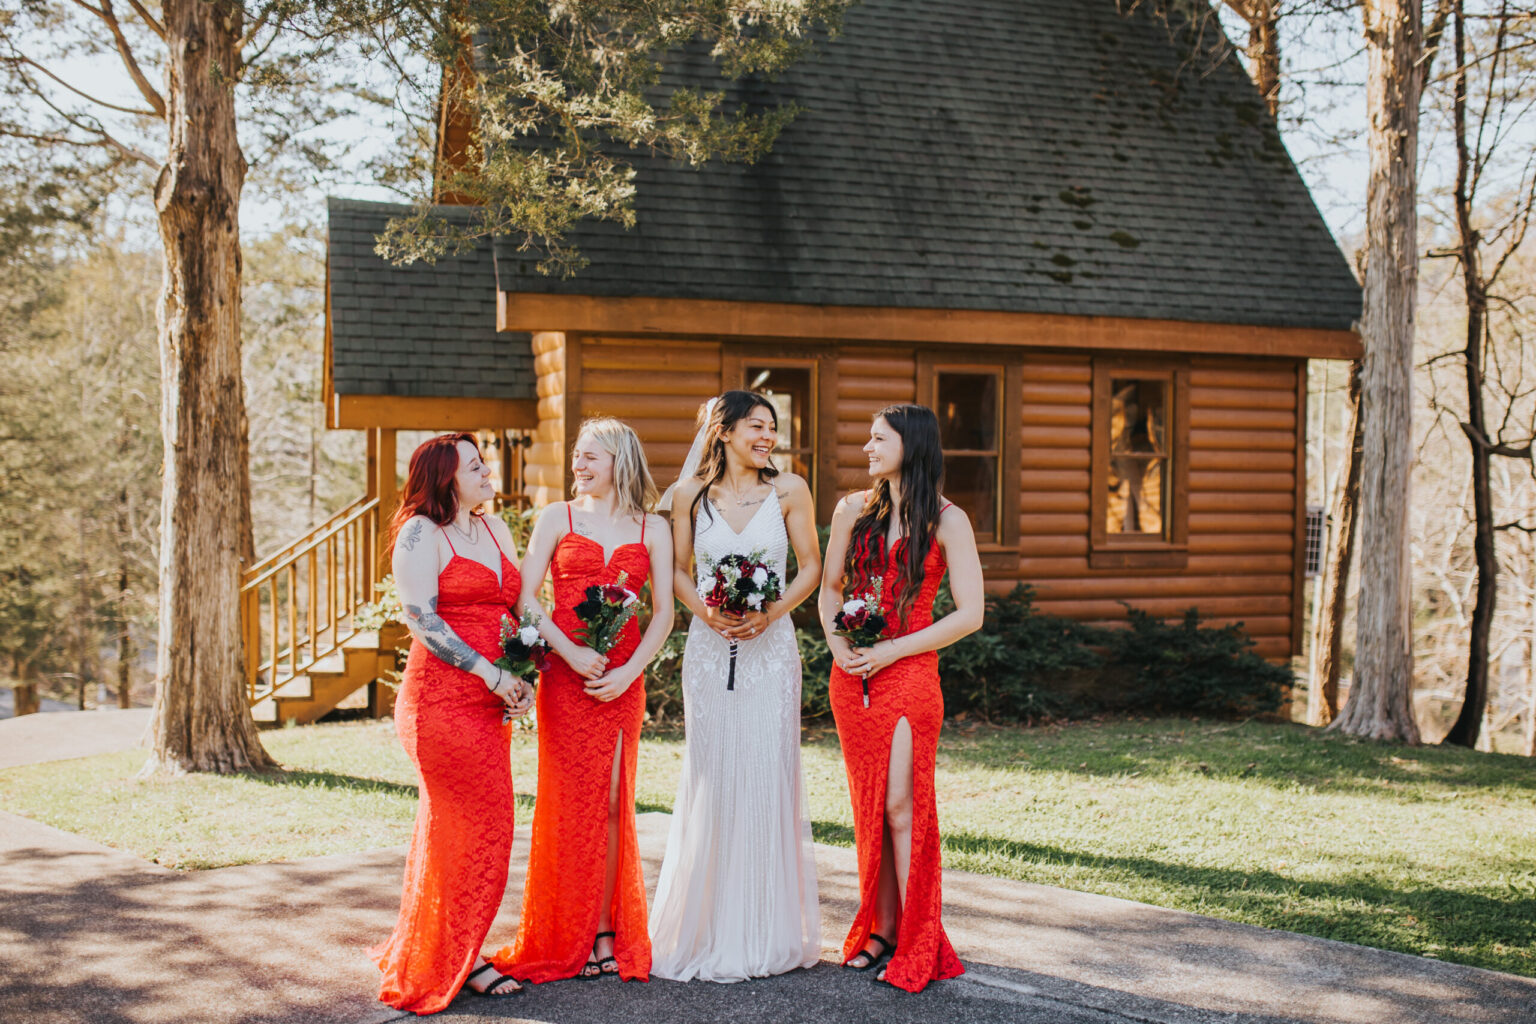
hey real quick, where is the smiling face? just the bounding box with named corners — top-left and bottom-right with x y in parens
top-left (571, 433), bottom-right (616, 497)
top-left (453, 439), bottom-right (495, 511)
top-left (719, 402), bottom-right (778, 472)
top-left (863, 415), bottom-right (904, 481)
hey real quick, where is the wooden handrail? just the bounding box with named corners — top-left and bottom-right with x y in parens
top-left (243, 496), bottom-right (372, 581)
top-left (242, 498), bottom-right (382, 708)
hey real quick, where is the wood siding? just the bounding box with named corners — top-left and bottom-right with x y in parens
top-left (522, 333), bottom-right (1302, 661)
top-left (1013, 354), bottom-right (1300, 661)
top-left (835, 349), bottom-right (917, 492)
top-left (572, 336), bottom-right (724, 496)
top-left (524, 331), bottom-right (569, 507)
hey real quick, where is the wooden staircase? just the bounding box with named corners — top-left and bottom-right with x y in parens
top-left (241, 498), bottom-right (408, 728)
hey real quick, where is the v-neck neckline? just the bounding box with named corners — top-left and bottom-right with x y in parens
top-left (709, 487), bottom-right (777, 536)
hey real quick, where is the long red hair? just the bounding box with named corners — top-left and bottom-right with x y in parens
top-left (389, 432), bottom-right (482, 546)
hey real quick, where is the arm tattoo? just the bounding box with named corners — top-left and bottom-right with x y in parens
top-left (404, 596), bottom-right (482, 673)
top-left (400, 520), bottom-right (425, 552)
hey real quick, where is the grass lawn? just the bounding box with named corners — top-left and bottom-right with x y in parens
top-left (0, 716), bottom-right (1532, 977)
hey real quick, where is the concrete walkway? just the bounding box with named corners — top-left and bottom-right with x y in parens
top-left (1, 712), bottom-right (1532, 1024)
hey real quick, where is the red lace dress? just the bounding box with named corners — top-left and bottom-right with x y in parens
top-left (829, 517), bottom-right (965, 994)
top-left (371, 527), bottom-right (522, 1015)
top-left (492, 508), bottom-right (652, 982)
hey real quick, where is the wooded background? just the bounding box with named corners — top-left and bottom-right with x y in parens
top-left (0, 1), bottom-right (1533, 758)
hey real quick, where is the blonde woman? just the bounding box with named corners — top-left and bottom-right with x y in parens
top-left (491, 419), bottom-right (674, 984)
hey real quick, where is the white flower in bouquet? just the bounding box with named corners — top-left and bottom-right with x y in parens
top-left (746, 592), bottom-right (764, 609)
top-left (519, 625), bottom-right (542, 646)
top-left (842, 598), bottom-right (867, 616)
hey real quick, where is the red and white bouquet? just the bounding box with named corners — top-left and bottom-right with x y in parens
top-left (494, 609), bottom-right (552, 722)
top-left (573, 569), bottom-right (640, 654)
top-left (699, 550), bottom-right (783, 691)
top-left (833, 577), bottom-right (887, 707)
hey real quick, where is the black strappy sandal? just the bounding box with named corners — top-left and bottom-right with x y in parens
top-left (844, 933), bottom-right (894, 972)
top-left (465, 961), bottom-right (524, 997)
top-left (593, 930), bottom-right (620, 976)
top-left (579, 930), bottom-right (618, 980)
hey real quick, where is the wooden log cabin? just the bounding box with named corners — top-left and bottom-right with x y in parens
top-left (273, 0), bottom-right (1362, 724)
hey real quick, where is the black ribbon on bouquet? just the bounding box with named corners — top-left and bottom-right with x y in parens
top-left (861, 673), bottom-right (870, 708)
top-left (727, 639), bottom-right (738, 691)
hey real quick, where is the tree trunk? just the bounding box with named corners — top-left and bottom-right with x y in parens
top-left (1334, 0), bottom-right (1422, 744)
top-left (147, 0), bottom-right (274, 773)
top-left (1444, 0), bottom-right (1493, 749)
top-left (1309, 361), bottom-right (1362, 725)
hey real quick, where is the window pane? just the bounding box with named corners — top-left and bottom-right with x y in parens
top-left (1106, 455), bottom-right (1165, 536)
top-left (944, 454), bottom-right (997, 538)
top-left (746, 365), bottom-right (813, 481)
top-left (1110, 379), bottom-right (1166, 455)
top-left (937, 373), bottom-right (998, 451)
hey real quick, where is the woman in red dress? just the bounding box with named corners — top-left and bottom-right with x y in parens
top-left (818, 404), bottom-right (985, 993)
top-left (371, 434), bottom-right (533, 1012)
top-left (493, 417), bottom-right (673, 983)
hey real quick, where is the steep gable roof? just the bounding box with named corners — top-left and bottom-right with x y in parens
top-left (491, 0), bottom-right (1360, 332)
top-left (327, 198), bottom-right (533, 400)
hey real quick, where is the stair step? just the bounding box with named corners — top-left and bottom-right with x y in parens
top-left (344, 629), bottom-right (381, 650)
top-left (251, 696), bottom-right (278, 723)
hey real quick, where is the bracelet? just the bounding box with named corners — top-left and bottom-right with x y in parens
top-left (489, 667), bottom-right (506, 695)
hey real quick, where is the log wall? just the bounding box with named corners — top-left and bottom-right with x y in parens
top-left (524, 333), bottom-right (1303, 660)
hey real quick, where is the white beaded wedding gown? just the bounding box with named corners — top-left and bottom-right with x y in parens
top-left (648, 489), bottom-right (822, 981)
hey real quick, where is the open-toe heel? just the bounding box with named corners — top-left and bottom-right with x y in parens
top-left (593, 930), bottom-right (619, 976)
top-left (465, 961), bottom-right (524, 997)
top-left (844, 933), bottom-right (893, 972)
top-left (580, 930), bottom-right (618, 980)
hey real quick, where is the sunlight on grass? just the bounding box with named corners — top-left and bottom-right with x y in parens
top-left (0, 716), bottom-right (1531, 976)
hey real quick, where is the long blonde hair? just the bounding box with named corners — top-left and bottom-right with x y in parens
top-left (574, 417), bottom-right (658, 518)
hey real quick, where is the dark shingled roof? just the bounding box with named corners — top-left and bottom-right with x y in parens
top-left (491, 0), bottom-right (1361, 332)
top-left (327, 197), bottom-right (534, 399)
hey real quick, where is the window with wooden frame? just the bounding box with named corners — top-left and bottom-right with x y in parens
top-left (720, 351), bottom-right (828, 510)
top-left (917, 354), bottom-right (1021, 553)
top-left (1089, 359), bottom-right (1189, 569)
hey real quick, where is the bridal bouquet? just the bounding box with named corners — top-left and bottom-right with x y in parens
top-left (699, 550), bottom-right (783, 691)
top-left (493, 609), bottom-right (552, 722)
top-left (573, 570), bottom-right (640, 654)
top-left (495, 609), bottom-right (553, 683)
top-left (833, 577), bottom-right (887, 707)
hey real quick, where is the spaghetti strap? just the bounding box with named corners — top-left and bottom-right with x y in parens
top-left (639, 514), bottom-right (646, 544)
top-left (483, 514), bottom-right (510, 563)
top-left (939, 501), bottom-right (954, 515)
top-left (566, 502), bottom-right (574, 533)
top-left (440, 525), bottom-right (458, 557)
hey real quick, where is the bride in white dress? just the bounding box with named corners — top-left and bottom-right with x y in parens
top-left (650, 391), bottom-right (823, 982)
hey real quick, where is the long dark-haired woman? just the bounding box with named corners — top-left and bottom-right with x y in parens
top-left (371, 434), bottom-right (532, 1011)
top-left (649, 390), bottom-right (823, 981)
top-left (818, 404), bottom-right (984, 993)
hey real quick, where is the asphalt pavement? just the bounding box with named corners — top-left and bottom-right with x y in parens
top-left (1, 710), bottom-right (1531, 1024)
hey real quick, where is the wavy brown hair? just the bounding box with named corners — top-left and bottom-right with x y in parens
top-left (843, 405), bottom-right (944, 627)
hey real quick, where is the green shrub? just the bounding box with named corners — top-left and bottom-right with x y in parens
top-left (938, 584), bottom-right (1104, 722)
top-left (1101, 606), bottom-right (1289, 716)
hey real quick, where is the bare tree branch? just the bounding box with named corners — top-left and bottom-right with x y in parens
top-left (123, 0), bottom-right (166, 41)
top-left (64, 0), bottom-right (168, 119)
top-left (0, 56), bottom-right (158, 117)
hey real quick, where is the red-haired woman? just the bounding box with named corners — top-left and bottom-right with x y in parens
top-left (371, 434), bottom-right (532, 1012)
top-left (818, 405), bottom-right (984, 993)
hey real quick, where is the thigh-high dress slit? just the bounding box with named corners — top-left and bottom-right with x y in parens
top-left (492, 512), bottom-right (651, 982)
top-left (830, 533), bottom-right (964, 994)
